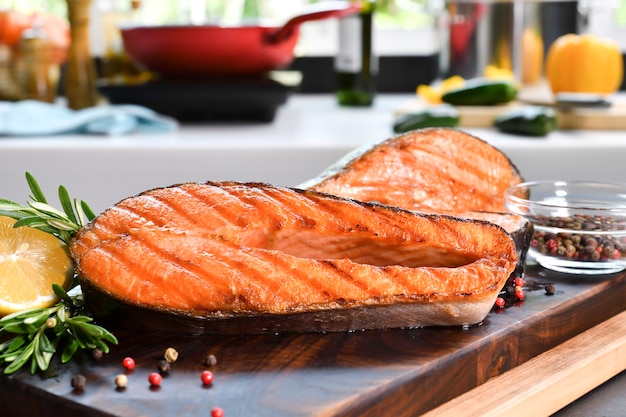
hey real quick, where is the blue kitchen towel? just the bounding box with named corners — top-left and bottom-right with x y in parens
top-left (0, 100), bottom-right (179, 136)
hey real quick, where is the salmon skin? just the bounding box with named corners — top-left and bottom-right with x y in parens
top-left (301, 128), bottom-right (532, 280)
top-left (70, 181), bottom-right (518, 335)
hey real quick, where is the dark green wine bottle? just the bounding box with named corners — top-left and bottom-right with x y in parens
top-left (335, 1), bottom-right (376, 106)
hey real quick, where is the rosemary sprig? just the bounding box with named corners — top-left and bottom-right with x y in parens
top-left (0, 285), bottom-right (118, 374)
top-left (0, 172), bottom-right (96, 244)
top-left (0, 173), bottom-right (118, 375)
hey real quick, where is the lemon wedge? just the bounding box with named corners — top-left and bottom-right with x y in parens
top-left (0, 215), bottom-right (73, 316)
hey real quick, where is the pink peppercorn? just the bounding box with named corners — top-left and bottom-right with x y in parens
top-left (122, 357), bottom-right (135, 370)
top-left (201, 370), bottom-right (214, 385)
top-left (148, 372), bottom-right (162, 386)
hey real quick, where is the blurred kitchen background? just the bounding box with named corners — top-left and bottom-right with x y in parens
top-left (1, 0), bottom-right (625, 95)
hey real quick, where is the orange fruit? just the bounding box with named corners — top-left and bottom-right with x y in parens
top-left (0, 215), bottom-right (73, 316)
top-left (0, 10), bottom-right (33, 47)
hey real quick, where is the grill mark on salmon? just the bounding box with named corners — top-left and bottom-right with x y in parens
top-left (70, 181), bottom-right (517, 333)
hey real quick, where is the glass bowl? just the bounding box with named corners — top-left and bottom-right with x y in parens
top-left (504, 180), bottom-right (626, 275)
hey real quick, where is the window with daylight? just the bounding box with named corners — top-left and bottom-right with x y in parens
top-left (3, 0), bottom-right (626, 55)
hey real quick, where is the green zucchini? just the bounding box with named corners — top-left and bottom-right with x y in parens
top-left (393, 104), bottom-right (460, 133)
top-left (493, 105), bottom-right (557, 137)
top-left (441, 78), bottom-right (518, 106)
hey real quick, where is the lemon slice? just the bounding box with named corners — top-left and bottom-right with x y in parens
top-left (0, 215), bottom-right (73, 316)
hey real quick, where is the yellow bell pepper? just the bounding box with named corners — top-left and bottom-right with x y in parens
top-left (545, 33), bottom-right (623, 95)
top-left (416, 75), bottom-right (465, 104)
top-left (484, 65), bottom-right (515, 81)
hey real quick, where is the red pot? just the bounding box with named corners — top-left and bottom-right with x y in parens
top-left (120, 1), bottom-right (361, 77)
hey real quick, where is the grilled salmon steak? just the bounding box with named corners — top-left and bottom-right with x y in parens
top-left (70, 181), bottom-right (518, 334)
top-left (302, 128), bottom-right (524, 213)
top-left (302, 128), bottom-right (532, 280)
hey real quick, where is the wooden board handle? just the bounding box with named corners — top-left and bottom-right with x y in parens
top-left (421, 310), bottom-right (626, 417)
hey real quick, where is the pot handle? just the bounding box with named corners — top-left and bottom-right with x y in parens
top-left (268, 1), bottom-right (363, 44)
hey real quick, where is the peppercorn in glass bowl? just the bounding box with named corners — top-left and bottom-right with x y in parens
top-left (504, 180), bottom-right (626, 275)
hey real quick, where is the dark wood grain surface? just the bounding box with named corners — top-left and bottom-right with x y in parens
top-left (2, 263), bottom-right (625, 417)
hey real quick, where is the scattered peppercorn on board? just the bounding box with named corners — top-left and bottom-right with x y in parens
top-left (395, 98), bottom-right (626, 130)
top-left (1, 265), bottom-right (625, 417)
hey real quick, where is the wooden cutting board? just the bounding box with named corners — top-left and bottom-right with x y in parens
top-left (395, 98), bottom-right (626, 130)
top-left (2, 264), bottom-right (626, 417)
top-left (424, 309), bottom-right (626, 417)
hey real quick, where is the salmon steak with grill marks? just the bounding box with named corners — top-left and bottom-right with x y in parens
top-left (301, 128), bottom-right (524, 213)
top-left (301, 128), bottom-right (532, 280)
top-left (70, 181), bottom-right (518, 335)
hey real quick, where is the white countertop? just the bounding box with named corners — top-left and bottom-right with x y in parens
top-left (1, 94), bottom-right (625, 213)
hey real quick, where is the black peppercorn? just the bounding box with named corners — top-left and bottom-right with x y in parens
top-left (157, 359), bottom-right (170, 374)
top-left (545, 284), bottom-right (556, 295)
top-left (204, 354), bottom-right (218, 367)
top-left (583, 237), bottom-right (598, 248)
top-left (91, 348), bottom-right (103, 362)
top-left (71, 374), bottom-right (86, 391)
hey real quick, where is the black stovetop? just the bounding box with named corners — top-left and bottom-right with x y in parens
top-left (97, 72), bottom-right (301, 123)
